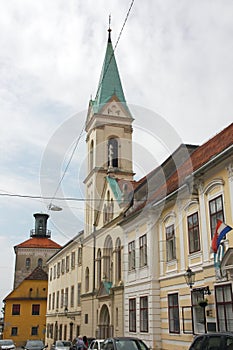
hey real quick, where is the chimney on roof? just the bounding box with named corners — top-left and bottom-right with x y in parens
top-left (30, 213), bottom-right (51, 238)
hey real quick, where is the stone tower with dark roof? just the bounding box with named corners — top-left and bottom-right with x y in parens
top-left (13, 213), bottom-right (61, 288)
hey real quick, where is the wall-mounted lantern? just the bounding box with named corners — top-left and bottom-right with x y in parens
top-left (184, 267), bottom-right (195, 289)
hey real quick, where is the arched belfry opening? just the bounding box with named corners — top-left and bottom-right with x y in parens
top-left (108, 138), bottom-right (118, 168)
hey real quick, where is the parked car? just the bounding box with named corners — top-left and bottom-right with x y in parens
top-left (22, 340), bottom-right (48, 350)
top-left (51, 341), bottom-right (72, 350)
top-left (0, 340), bottom-right (16, 350)
top-left (87, 339), bottom-right (96, 347)
top-left (102, 337), bottom-right (149, 350)
top-left (88, 339), bottom-right (104, 350)
top-left (189, 332), bottom-right (233, 350)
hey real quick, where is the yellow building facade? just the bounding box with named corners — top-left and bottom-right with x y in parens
top-left (121, 124), bottom-right (233, 349)
top-left (3, 267), bottom-right (48, 347)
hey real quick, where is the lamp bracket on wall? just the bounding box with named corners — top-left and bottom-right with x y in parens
top-left (64, 307), bottom-right (75, 320)
top-left (193, 286), bottom-right (211, 295)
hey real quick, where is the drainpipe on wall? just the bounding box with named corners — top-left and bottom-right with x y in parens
top-left (92, 225), bottom-right (96, 337)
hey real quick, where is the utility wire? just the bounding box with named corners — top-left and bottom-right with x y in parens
top-left (47, 124), bottom-right (85, 210)
top-left (3, 1), bottom-right (136, 211)
top-left (95, 0), bottom-right (135, 103)
top-left (0, 192), bottom-right (138, 202)
top-left (48, 1), bottom-right (135, 208)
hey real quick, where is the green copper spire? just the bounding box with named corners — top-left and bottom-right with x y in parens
top-left (93, 26), bottom-right (126, 112)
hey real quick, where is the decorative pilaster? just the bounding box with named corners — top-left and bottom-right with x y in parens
top-left (177, 201), bottom-right (185, 271)
top-left (226, 162), bottom-right (233, 222)
top-left (197, 180), bottom-right (209, 263)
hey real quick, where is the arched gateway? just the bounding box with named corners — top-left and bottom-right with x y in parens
top-left (99, 304), bottom-right (113, 339)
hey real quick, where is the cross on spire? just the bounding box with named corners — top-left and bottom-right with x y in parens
top-left (108, 14), bottom-right (112, 42)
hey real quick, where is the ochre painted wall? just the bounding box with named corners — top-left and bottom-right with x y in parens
top-left (4, 279), bottom-right (47, 347)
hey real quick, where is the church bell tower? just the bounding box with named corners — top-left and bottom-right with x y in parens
top-left (84, 26), bottom-right (134, 236)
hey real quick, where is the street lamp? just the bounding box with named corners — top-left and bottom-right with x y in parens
top-left (184, 267), bottom-right (195, 289)
top-left (64, 306), bottom-right (75, 320)
top-left (48, 203), bottom-right (63, 211)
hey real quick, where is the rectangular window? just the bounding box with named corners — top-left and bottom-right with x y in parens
top-left (129, 298), bottom-right (136, 332)
top-left (50, 324), bottom-right (54, 339)
top-left (85, 314), bottom-right (88, 324)
top-left (116, 307), bottom-right (119, 328)
top-left (57, 262), bottom-right (61, 278)
top-left (209, 195), bottom-right (224, 237)
top-left (12, 304), bottom-right (20, 315)
top-left (64, 325), bottom-right (67, 340)
top-left (65, 288), bottom-right (69, 308)
top-left (59, 324), bottom-right (63, 340)
top-left (140, 296), bottom-right (148, 332)
top-left (31, 326), bottom-right (38, 335)
top-left (188, 212), bottom-right (200, 254)
top-left (56, 291), bottom-right (60, 310)
top-left (71, 252), bottom-right (75, 269)
top-left (32, 304), bottom-right (40, 315)
top-left (46, 324), bottom-right (49, 338)
top-left (168, 293), bottom-right (180, 334)
top-left (61, 259), bottom-right (65, 274)
top-left (139, 234), bottom-right (147, 267)
top-left (166, 224), bottom-right (176, 261)
top-left (53, 264), bottom-right (56, 279)
top-left (61, 289), bottom-right (64, 308)
top-left (52, 293), bottom-right (55, 310)
top-left (70, 286), bottom-right (74, 307)
top-left (128, 241), bottom-right (135, 271)
top-left (77, 283), bottom-right (81, 306)
top-left (11, 327), bottom-right (18, 336)
top-left (78, 247), bottom-right (82, 266)
top-left (50, 267), bottom-right (53, 281)
top-left (215, 284), bottom-right (233, 331)
top-left (66, 256), bottom-right (70, 272)
top-left (48, 294), bottom-right (51, 310)
top-left (191, 289), bottom-right (206, 334)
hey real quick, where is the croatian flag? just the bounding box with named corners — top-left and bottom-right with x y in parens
top-left (211, 220), bottom-right (232, 253)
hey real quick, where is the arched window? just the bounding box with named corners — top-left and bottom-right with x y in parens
top-left (26, 258), bottom-right (31, 269)
top-left (107, 191), bottom-right (110, 222)
top-left (90, 140), bottom-right (94, 170)
top-left (115, 238), bottom-right (121, 284)
top-left (103, 236), bottom-right (113, 282)
top-left (97, 249), bottom-right (102, 288)
top-left (85, 267), bottom-right (89, 292)
top-left (108, 138), bottom-right (118, 168)
top-left (110, 198), bottom-right (114, 220)
top-left (38, 258), bottom-right (43, 267)
top-left (103, 204), bottom-right (107, 224)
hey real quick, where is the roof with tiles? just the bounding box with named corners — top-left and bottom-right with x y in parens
top-left (15, 237), bottom-right (61, 249)
top-left (25, 266), bottom-right (48, 280)
top-left (124, 123), bottom-right (233, 217)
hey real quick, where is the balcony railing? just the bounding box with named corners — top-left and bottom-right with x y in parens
top-left (30, 229), bottom-right (51, 238)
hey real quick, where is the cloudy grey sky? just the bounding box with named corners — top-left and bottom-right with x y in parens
top-left (0, 0), bottom-right (233, 309)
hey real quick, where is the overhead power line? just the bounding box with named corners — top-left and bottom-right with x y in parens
top-left (95, 0), bottom-right (135, 101)
top-left (0, 192), bottom-right (137, 202)
top-left (47, 1), bottom-right (135, 210)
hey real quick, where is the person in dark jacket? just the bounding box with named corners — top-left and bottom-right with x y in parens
top-left (83, 337), bottom-right (88, 350)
